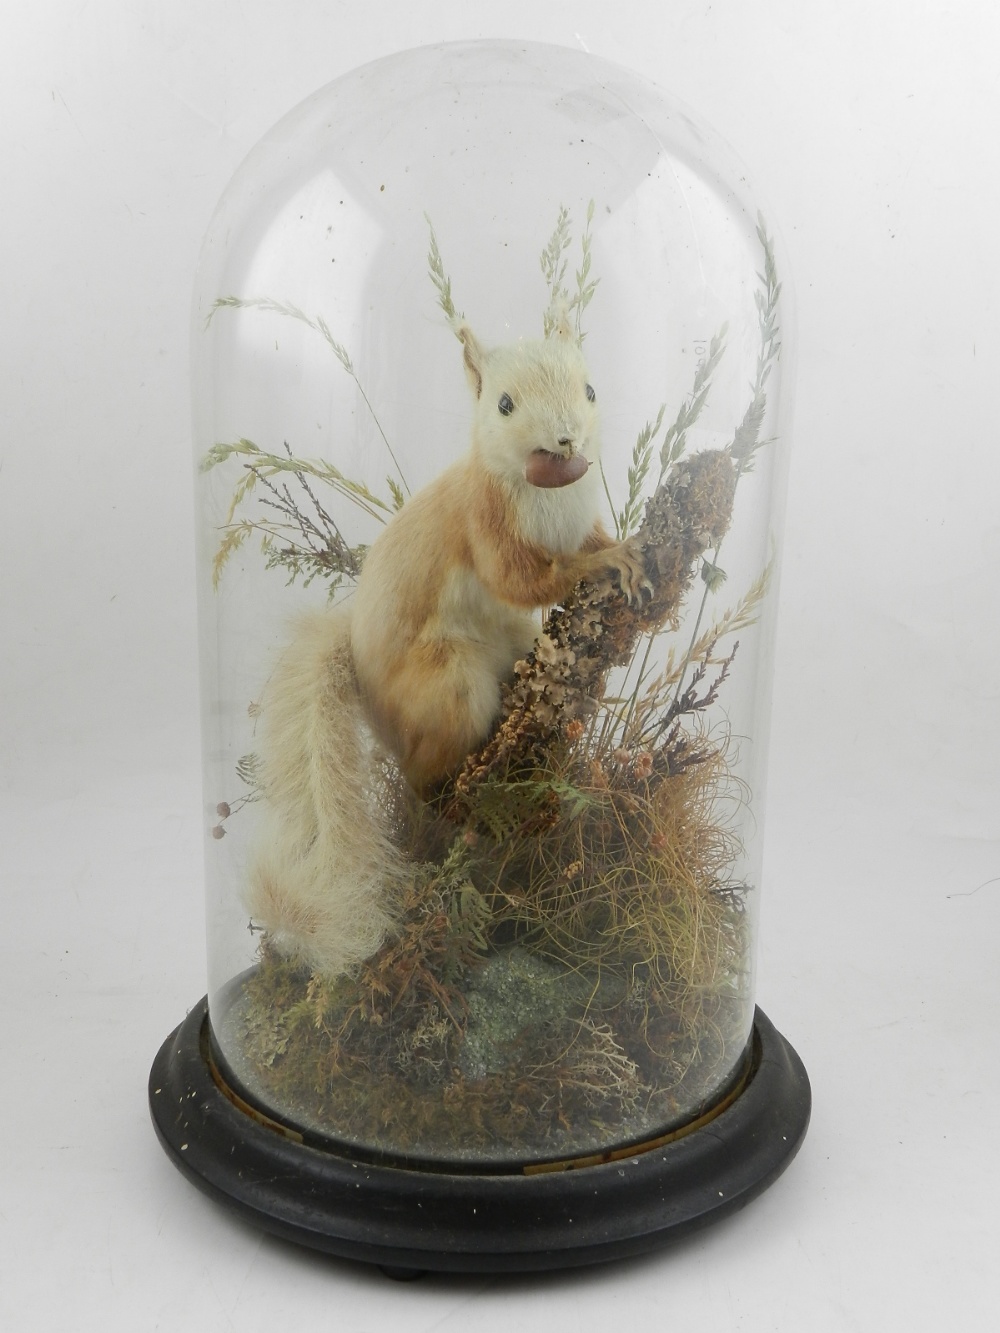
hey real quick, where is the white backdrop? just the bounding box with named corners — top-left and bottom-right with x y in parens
top-left (2, 3), bottom-right (997, 1330)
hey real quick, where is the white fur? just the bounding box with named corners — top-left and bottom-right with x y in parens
top-left (246, 609), bottom-right (408, 977)
top-left (511, 465), bottom-right (604, 553)
top-left (436, 566), bottom-right (539, 672)
top-left (472, 338), bottom-right (597, 449)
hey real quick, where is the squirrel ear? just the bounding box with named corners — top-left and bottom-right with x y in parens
top-left (457, 324), bottom-right (486, 399)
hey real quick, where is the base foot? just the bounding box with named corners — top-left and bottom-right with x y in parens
top-left (149, 1000), bottom-right (809, 1274)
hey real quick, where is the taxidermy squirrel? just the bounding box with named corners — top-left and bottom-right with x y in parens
top-left (248, 314), bottom-right (647, 976)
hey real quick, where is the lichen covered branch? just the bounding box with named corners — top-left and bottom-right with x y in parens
top-left (451, 447), bottom-right (737, 803)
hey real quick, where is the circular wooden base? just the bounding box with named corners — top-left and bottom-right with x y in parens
top-left (149, 999), bottom-right (809, 1274)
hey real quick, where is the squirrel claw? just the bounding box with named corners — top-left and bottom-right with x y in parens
top-left (628, 578), bottom-right (655, 606)
top-left (615, 542), bottom-right (652, 605)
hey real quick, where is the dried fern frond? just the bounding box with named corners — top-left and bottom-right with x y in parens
top-left (211, 751), bottom-right (263, 839)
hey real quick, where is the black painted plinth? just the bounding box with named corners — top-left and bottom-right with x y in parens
top-left (149, 999), bottom-right (809, 1274)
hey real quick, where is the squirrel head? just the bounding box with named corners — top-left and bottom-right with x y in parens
top-left (458, 321), bottom-right (601, 490)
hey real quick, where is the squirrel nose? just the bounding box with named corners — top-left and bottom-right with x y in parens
top-left (557, 435), bottom-right (573, 450)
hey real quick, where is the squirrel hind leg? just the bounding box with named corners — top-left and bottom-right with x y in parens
top-left (401, 725), bottom-right (482, 795)
top-left (381, 642), bottom-right (503, 793)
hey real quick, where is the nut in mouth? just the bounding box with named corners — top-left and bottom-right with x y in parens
top-left (524, 448), bottom-right (590, 489)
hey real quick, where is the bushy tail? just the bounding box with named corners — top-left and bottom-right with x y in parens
top-left (247, 608), bottom-right (409, 977)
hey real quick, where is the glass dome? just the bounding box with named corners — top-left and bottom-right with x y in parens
top-left (189, 40), bottom-right (794, 1172)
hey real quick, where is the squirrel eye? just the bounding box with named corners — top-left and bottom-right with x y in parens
top-left (498, 392), bottom-right (514, 416)
top-left (585, 383), bottom-right (596, 403)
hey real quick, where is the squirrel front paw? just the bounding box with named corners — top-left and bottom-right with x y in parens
top-left (613, 539), bottom-right (653, 605)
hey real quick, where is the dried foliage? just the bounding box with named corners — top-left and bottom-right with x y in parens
top-left (540, 200), bottom-right (598, 341)
top-left (225, 727), bottom-right (750, 1160)
top-left (426, 215), bottom-right (464, 329)
top-left (201, 439), bottom-right (392, 594)
top-left (209, 209), bottom-right (783, 1163)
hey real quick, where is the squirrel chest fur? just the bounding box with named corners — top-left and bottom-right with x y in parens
top-left (349, 321), bottom-right (643, 792)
